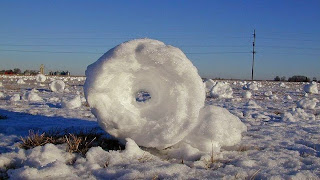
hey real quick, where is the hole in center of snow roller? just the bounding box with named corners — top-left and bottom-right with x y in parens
top-left (135, 91), bottom-right (151, 103)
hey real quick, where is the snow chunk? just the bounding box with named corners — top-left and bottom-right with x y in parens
top-left (35, 74), bottom-right (46, 83)
top-left (0, 92), bottom-right (6, 99)
top-left (167, 142), bottom-right (203, 161)
top-left (285, 95), bottom-right (292, 100)
top-left (61, 95), bottom-right (82, 109)
top-left (243, 83), bottom-right (258, 91)
top-left (282, 108), bottom-right (316, 122)
top-left (17, 79), bottom-right (25, 84)
top-left (10, 94), bottom-right (21, 101)
top-left (297, 98), bottom-right (319, 109)
top-left (264, 91), bottom-right (273, 97)
top-left (183, 105), bottom-right (247, 154)
top-left (204, 79), bottom-right (216, 91)
top-left (210, 82), bottom-right (233, 98)
top-left (26, 92), bottom-right (43, 102)
top-left (242, 91), bottom-right (252, 99)
top-left (50, 80), bottom-right (65, 93)
top-left (303, 82), bottom-right (318, 94)
top-left (8, 161), bottom-right (73, 179)
top-left (4, 144), bottom-right (75, 179)
top-left (84, 39), bottom-right (205, 149)
top-left (24, 143), bottom-right (74, 167)
top-left (279, 82), bottom-right (287, 88)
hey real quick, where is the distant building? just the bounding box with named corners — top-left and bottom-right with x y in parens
top-left (49, 71), bottom-right (70, 76)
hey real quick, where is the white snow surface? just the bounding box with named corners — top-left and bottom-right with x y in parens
top-left (1, 78), bottom-right (320, 178)
top-left (84, 39), bottom-right (206, 149)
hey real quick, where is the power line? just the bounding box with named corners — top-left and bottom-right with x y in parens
top-left (0, 49), bottom-right (100, 54)
top-left (2, 44), bottom-right (319, 50)
top-left (0, 49), bottom-right (251, 55)
top-left (0, 44), bottom-right (251, 48)
top-left (186, 52), bottom-right (250, 54)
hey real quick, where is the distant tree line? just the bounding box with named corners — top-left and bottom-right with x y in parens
top-left (274, 75), bottom-right (318, 82)
top-left (1, 68), bottom-right (70, 76)
top-left (0, 68), bottom-right (39, 75)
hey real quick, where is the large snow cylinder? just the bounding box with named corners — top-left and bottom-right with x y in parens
top-left (50, 80), bottom-right (65, 93)
top-left (84, 39), bottom-right (205, 149)
top-left (36, 74), bottom-right (46, 83)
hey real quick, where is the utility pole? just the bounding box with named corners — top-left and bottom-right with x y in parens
top-left (251, 29), bottom-right (256, 81)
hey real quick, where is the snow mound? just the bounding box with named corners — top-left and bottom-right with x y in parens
top-left (36, 74), bottom-right (46, 82)
top-left (167, 142), bottom-right (203, 161)
top-left (61, 95), bottom-right (82, 109)
top-left (183, 105), bottom-right (247, 153)
top-left (282, 108), bottom-right (316, 122)
top-left (204, 79), bottom-right (216, 91)
top-left (17, 79), bottom-right (25, 84)
top-left (10, 94), bottom-right (21, 101)
top-left (243, 83), bottom-right (258, 91)
top-left (3, 144), bottom-right (75, 179)
top-left (210, 82), bottom-right (233, 98)
top-left (242, 91), bottom-right (252, 99)
top-left (270, 94), bottom-right (278, 100)
top-left (285, 95), bottom-right (292, 100)
top-left (297, 98), bottom-right (319, 109)
top-left (303, 82), bottom-right (318, 94)
top-left (264, 91), bottom-right (273, 97)
top-left (26, 92), bottom-right (43, 102)
top-left (0, 92), bottom-right (5, 99)
top-left (50, 80), bottom-right (65, 93)
top-left (279, 82), bottom-right (287, 88)
top-left (84, 38), bottom-right (205, 149)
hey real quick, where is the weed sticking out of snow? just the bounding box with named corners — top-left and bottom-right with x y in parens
top-left (19, 128), bottom-right (124, 155)
top-left (0, 114), bottom-right (7, 119)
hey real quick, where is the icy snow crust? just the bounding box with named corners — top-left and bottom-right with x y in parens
top-left (1, 75), bottom-right (320, 179)
top-left (84, 39), bottom-right (205, 149)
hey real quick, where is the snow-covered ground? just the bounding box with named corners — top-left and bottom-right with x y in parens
top-left (0, 75), bottom-right (320, 179)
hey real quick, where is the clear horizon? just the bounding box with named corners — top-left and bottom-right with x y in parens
top-left (1, 1), bottom-right (319, 80)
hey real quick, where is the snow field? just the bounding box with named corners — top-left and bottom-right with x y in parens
top-left (0, 76), bottom-right (320, 179)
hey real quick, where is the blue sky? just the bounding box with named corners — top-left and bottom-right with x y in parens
top-left (1, 0), bottom-right (319, 80)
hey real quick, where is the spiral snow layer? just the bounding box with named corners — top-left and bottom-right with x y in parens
top-left (84, 39), bottom-right (205, 149)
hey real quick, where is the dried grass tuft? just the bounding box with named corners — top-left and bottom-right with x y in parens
top-left (19, 128), bottom-right (124, 156)
top-left (65, 133), bottom-right (96, 155)
top-left (19, 130), bottom-right (64, 149)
